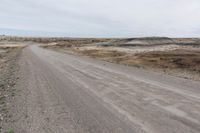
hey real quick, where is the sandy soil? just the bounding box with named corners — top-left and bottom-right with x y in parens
top-left (76, 44), bottom-right (181, 54)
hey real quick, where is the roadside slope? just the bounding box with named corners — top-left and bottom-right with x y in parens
top-left (0, 47), bottom-right (22, 132)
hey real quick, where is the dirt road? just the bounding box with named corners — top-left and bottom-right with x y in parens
top-left (6, 45), bottom-right (200, 133)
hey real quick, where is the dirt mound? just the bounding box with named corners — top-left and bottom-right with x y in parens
top-left (111, 37), bottom-right (174, 47)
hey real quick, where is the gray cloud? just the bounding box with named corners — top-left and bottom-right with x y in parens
top-left (0, 0), bottom-right (200, 37)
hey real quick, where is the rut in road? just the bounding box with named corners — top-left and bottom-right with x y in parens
top-left (7, 45), bottom-right (200, 133)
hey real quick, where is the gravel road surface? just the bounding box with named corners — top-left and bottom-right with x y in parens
top-left (8, 45), bottom-right (200, 133)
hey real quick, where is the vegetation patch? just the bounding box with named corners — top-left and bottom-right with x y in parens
top-left (0, 47), bottom-right (22, 131)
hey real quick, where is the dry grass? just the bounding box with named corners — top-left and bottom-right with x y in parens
top-left (76, 49), bottom-right (126, 59)
top-left (0, 47), bottom-right (23, 69)
top-left (74, 48), bottom-right (200, 80)
top-left (133, 49), bottom-right (200, 71)
top-left (40, 37), bottom-right (200, 80)
top-left (0, 46), bottom-right (23, 130)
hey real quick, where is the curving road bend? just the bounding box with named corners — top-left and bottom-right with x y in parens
top-left (10, 45), bottom-right (200, 133)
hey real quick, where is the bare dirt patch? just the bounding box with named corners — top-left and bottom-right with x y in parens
top-left (0, 47), bottom-right (22, 132)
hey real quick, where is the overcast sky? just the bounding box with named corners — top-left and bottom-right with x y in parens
top-left (0, 0), bottom-right (200, 37)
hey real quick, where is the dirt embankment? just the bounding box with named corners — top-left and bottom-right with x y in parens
top-left (0, 46), bottom-right (23, 132)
